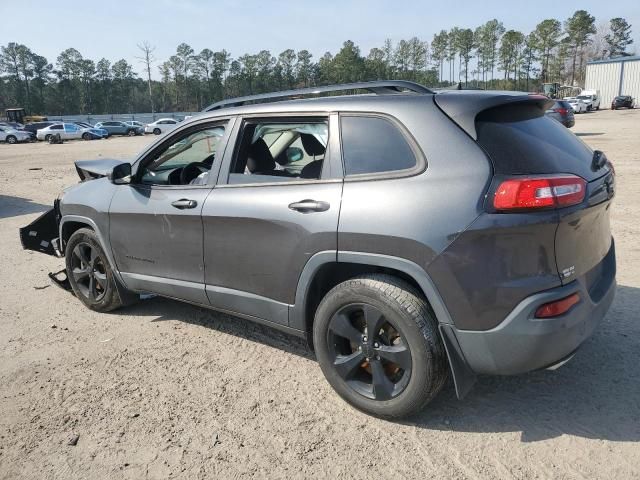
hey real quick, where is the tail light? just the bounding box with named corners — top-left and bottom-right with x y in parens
top-left (535, 293), bottom-right (580, 318)
top-left (493, 175), bottom-right (587, 211)
top-left (554, 107), bottom-right (568, 114)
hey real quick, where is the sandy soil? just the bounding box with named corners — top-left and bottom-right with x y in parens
top-left (1, 111), bottom-right (639, 480)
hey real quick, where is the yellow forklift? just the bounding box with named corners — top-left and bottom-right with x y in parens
top-left (4, 108), bottom-right (48, 124)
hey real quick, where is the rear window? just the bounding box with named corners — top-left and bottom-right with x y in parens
top-left (476, 103), bottom-right (601, 181)
top-left (341, 116), bottom-right (417, 176)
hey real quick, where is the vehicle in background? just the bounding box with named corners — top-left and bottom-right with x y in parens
top-left (36, 123), bottom-right (107, 141)
top-left (4, 108), bottom-right (47, 124)
top-left (73, 122), bottom-right (109, 138)
top-left (577, 90), bottom-right (601, 110)
top-left (0, 121), bottom-right (25, 130)
top-left (124, 121), bottom-right (146, 129)
top-left (611, 95), bottom-right (634, 110)
top-left (23, 121), bottom-right (56, 135)
top-left (564, 97), bottom-right (588, 114)
top-left (94, 121), bottom-right (144, 136)
top-left (545, 100), bottom-right (575, 127)
top-left (145, 118), bottom-right (178, 135)
top-left (0, 126), bottom-right (32, 144)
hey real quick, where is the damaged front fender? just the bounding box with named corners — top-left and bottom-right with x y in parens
top-left (19, 200), bottom-right (62, 257)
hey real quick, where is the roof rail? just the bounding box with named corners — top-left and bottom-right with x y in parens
top-left (203, 80), bottom-right (433, 111)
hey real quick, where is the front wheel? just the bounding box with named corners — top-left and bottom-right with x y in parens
top-left (65, 228), bottom-right (134, 312)
top-left (313, 274), bottom-right (448, 418)
top-left (6, 135), bottom-right (17, 144)
top-left (127, 129), bottom-right (135, 136)
top-left (82, 132), bottom-right (91, 140)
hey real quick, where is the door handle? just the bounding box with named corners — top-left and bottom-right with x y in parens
top-left (288, 199), bottom-right (330, 213)
top-left (171, 198), bottom-right (198, 209)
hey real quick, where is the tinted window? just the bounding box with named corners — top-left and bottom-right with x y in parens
top-left (50, 124), bottom-right (63, 130)
top-left (476, 104), bottom-right (603, 181)
top-left (341, 116), bottom-right (416, 175)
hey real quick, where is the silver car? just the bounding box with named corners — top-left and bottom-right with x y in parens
top-left (36, 123), bottom-right (106, 141)
top-left (0, 126), bottom-right (31, 144)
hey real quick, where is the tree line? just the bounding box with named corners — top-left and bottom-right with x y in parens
top-left (0, 11), bottom-right (633, 116)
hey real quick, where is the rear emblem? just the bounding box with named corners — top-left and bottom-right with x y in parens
top-left (562, 266), bottom-right (575, 278)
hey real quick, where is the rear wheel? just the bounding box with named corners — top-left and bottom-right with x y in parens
top-left (65, 228), bottom-right (134, 312)
top-left (153, 128), bottom-right (161, 135)
top-left (6, 135), bottom-right (17, 144)
top-left (313, 274), bottom-right (448, 418)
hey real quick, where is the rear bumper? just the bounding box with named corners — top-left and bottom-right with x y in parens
top-left (451, 243), bottom-right (616, 375)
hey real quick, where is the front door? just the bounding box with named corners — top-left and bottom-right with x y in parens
top-left (201, 114), bottom-right (343, 325)
top-left (109, 119), bottom-right (232, 304)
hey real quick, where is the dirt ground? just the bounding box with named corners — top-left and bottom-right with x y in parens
top-left (1, 110), bottom-right (639, 480)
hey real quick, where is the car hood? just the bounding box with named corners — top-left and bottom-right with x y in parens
top-left (74, 158), bottom-right (126, 181)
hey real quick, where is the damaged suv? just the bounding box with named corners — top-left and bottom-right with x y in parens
top-left (20, 81), bottom-right (616, 418)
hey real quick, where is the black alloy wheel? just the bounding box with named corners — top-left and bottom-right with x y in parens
top-left (327, 303), bottom-right (412, 400)
top-left (69, 242), bottom-right (108, 302)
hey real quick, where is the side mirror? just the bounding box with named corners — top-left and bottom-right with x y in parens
top-left (110, 162), bottom-right (132, 184)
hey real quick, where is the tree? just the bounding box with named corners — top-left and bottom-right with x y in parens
top-left (499, 30), bottom-right (524, 88)
top-left (137, 41), bottom-right (156, 113)
top-left (521, 33), bottom-right (539, 91)
top-left (278, 49), bottom-right (296, 88)
top-left (331, 41), bottom-right (365, 83)
top-left (605, 18), bottom-right (633, 57)
top-left (534, 19), bottom-right (562, 82)
top-left (456, 29), bottom-right (475, 85)
top-left (564, 10), bottom-right (596, 85)
top-left (176, 43), bottom-right (194, 107)
top-left (431, 30), bottom-right (448, 83)
top-left (296, 50), bottom-right (313, 87)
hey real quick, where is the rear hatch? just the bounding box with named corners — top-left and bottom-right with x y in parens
top-left (473, 100), bottom-right (615, 289)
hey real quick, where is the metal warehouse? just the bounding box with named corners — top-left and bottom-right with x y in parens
top-left (585, 56), bottom-right (640, 108)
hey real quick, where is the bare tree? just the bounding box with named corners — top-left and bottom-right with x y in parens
top-left (136, 41), bottom-right (156, 113)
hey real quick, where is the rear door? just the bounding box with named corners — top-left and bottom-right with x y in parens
top-left (201, 113), bottom-right (343, 325)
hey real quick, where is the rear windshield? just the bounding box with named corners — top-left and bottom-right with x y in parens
top-left (476, 103), bottom-right (603, 181)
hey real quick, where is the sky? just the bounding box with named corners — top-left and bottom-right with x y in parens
top-left (1, 0), bottom-right (638, 79)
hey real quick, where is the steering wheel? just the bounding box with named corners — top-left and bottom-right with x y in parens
top-left (180, 162), bottom-right (209, 185)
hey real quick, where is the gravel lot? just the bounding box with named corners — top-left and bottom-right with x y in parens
top-left (1, 110), bottom-right (639, 479)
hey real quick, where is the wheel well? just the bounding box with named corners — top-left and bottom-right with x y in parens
top-left (304, 262), bottom-right (423, 349)
top-left (61, 221), bottom-right (93, 249)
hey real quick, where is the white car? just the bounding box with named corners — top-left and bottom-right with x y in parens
top-left (145, 118), bottom-right (179, 135)
top-left (36, 123), bottom-right (106, 141)
top-left (578, 90), bottom-right (601, 111)
top-left (0, 126), bottom-right (31, 144)
top-left (564, 97), bottom-right (588, 114)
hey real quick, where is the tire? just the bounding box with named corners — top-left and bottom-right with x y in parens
top-left (6, 135), bottom-right (17, 144)
top-left (65, 228), bottom-right (134, 312)
top-left (153, 128), bottom-right (161, 135)
top-left (127, 129), bottom-right (135, 136)
top-left (313, 274), bottom-right (448, 419)
top-left (44, 134), bottom-right (51, 142)
top-left (82, 132), bottom-right (91, 140)
top-left (596, 106), bottom-right (600, 111)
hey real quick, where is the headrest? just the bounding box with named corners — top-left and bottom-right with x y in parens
top-left (300, 133), bottom-right (325, 156)
top-left (247, 138), bottom-right (276, 173)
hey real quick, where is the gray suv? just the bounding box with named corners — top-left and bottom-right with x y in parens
top-left (21, 81), bottom-right (616, 418)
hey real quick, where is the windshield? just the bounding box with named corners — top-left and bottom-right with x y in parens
top-left (577, 95), bottom-right (591, 100)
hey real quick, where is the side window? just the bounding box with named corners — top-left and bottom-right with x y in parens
top-left (64, 124), bottom-right (78, 132)
top-left (340, 116), bottom-right (417, 176)
top-left (139, 124), bottom-right (226, 186)
top-left (51, 124), bottom-right (63, 130)
top-left (229, 119), bottom-right (328, 184)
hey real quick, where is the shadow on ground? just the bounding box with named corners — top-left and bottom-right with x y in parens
top-left (576, 132), bottom-right (605, 137)
top-left (0, 195), bottom-right (50, 220)
top-left (118, 283), bottom-right (639, 443)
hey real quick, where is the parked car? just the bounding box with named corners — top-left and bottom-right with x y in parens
top-left (94, 121), bottom-right (144, 136)
top-left (145, 118), bottom-right (178, 135)
top-left (21, 81), bottom-right (616, 419)
top-left (0, 125), bottom-right (31, 144)
top-left (0, 121), bottom-right (25, 130)
top-left (124, 121), bottom-right (146, 129)
top-left (73, 122), bottom-right (109, 138)
top-left (36, 123), bottom-right (107, 141)
top-left (564, 97), bottom-right (588, 114)
top-left (577, 89), bottom-right (601, 110)
top-left (611, 95), bottom-right (634, 110)
top-left (23, 121), bottom-right (56, 135)
top-left (545, 100), bottom-right (575, 127)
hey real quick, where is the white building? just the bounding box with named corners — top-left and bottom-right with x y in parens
top-left (585, 56), bottom-right (640, 108)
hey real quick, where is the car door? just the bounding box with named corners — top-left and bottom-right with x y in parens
top-left (201, 114), bottom-right (343, 326)
top-left (63, 123), bottom-right (80, 139)
top-left (109, 118), bottom-right (233, 304)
